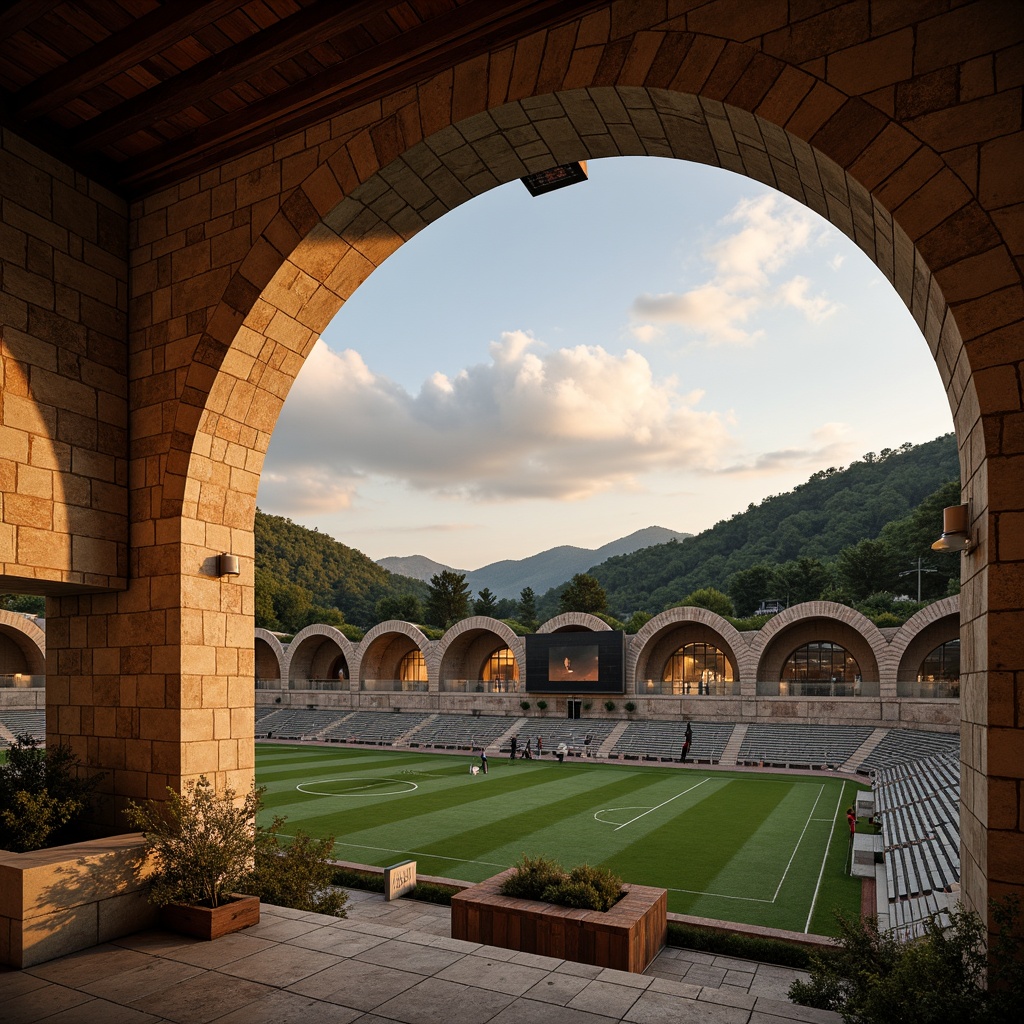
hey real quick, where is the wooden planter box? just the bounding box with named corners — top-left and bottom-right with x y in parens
top-left (451, 870), bottom-right (666, 973)
top-left (160, 894), bottom-right (260, 940)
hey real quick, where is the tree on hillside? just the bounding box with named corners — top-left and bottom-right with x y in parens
top-left (374, 593), bottom-right (423, 624)
top-left (425, 570), bottom-right (471, 629)
top-left (559, 573), bottom-right (607, 615)
top-left (676, 587), bottom-right (734, 617)
top-left (474, 588), bottom-right (497, 616)
top-left (836, 539), bottom-right (900, 601)
top-left (727, 564), bottom-right (780, 617)
top-left (624, 610), bottom-right (652, 634)
top-left (518, 587), bottom-right (539, 631)
top-left (775, 557), bottom-right (833, 606)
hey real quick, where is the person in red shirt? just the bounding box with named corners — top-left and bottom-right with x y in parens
top-left (847, 808), bottom-right (857, 836)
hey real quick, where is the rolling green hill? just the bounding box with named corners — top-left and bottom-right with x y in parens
top-left (255, 510), bottom-right (428, 633)
top-left (538, 434), bottom-right (960, 620)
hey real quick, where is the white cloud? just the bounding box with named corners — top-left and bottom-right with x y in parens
top-left (717, 422), bottom-right (857, 476)
top-left (628, 323), bottom-right (662, 343)
top-left (778, 275), bottom-right (838, 323)
top-left (258, 333), bottom-right (734, 510)
top-left (629, 193), bottom-right (834, 343)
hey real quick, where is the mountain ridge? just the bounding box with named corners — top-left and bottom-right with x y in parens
top-left (377, 525), bottom-right (691, 598)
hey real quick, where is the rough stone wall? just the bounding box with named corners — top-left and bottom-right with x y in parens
top-left (0, 130), bottom-right (128, 593)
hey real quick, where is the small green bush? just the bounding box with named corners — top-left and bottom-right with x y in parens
top-left (331, 866), bottom-right (386, 892)
top-left (520, 700), bottom-right (531, 711)
top-left (667, 922), bottom-right (813, 968)
top-left (789, 901), bottom-right (1024, 1023)
top-left (248, 817), bottom-right (347, 917)
top-left (500, 855), bottom-right (623, 912)
top-left (0, 733), bottom-right (104, 852)
top-left (542, 864), bottom-right (623, 911)
top-left (604, 700), bottom-right (616, 712)
top-left (499, 854), bottom-right (565, 900)
top-left (537, 700), bottom-right (547, 712)
top-left (624, 701), bottom-right (636, 713)
top-left (127, 776), bottom-right (263, 908)
top-left (412, 881), bottom-right (461, 905)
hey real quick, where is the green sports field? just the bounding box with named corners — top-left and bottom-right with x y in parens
top-left (256, 742), bottom-right (867, 937)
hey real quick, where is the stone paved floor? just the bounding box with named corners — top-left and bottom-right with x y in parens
top-left (0, 890), bottom-right (840, 1023)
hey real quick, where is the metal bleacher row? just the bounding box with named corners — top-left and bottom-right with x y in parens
top-left (0, 709), bottom-right (46, 747)
top-left (858, 728), bottom-right (960, 773)
top-left (871, 750), bottom-right (961, 937)
top-left (739, 724), bottom-right (873, 769)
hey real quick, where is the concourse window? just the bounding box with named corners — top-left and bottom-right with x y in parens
top-left (398, 650), bottom-right (427, 685)
top-left (482, 648), bottom-right (519, 691)
top-left (781, 641), bottom-right (860, 696)
top-left (918, 639), bottom-right (960, 683)
top-left (663, 642), bottom-right (734, 695)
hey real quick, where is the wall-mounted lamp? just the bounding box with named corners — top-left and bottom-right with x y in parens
top-left (217, 553), bottom-right (241, 576)
top-left (931, 504), bottom-right (974, 553)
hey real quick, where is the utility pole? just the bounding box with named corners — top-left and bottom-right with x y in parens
top-left (899, 557), bottom-right (937, 602)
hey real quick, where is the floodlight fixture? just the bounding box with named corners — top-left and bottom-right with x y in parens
top-left (521, 160), bottom-right (588, 196)
top-left (931, 504), bottom-right (974, 553)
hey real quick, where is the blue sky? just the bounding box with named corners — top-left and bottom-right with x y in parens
top-left (257, 157), bottom-right (954, 570)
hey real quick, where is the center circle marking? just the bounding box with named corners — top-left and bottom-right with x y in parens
top-left (296, 777), bottom-right (418, 797)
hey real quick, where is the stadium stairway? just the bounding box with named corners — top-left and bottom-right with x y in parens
top-left (598, 720), bottom-right (630, 756)
top-left (719, 723), bottom-right (748, 766)
top-left (842, 727), bottom-right (889, 773)
top-left (396, 713), bottom-right (437, 745)
top-left (491, 717), bottom-right (528, 753)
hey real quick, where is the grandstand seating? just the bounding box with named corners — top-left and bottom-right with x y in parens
top-left (872, 750), bottom-right (960, 937)
top-left (254, 708), bottom-right (348, 739)
top-left (0, 709), bottom-right (45, 746)
top-left (610, 720), bottom-right (734, 762)
top-left (409, 714), bottom-right (510, 750)
top-left (319, 710), bottom-right (429, 745)
top-left (738, 724), bottom-right (874, 769)
top-left (858, 729), bottom-right (960, 774)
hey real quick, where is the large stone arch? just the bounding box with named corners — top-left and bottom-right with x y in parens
top-left (11, 4), bottom-right (1015, 931)
top-left (537, 612), bottom-right (613, 633)
top-left (284, 624), bottom-right (357, 689)
top-left (889, 595), bottom-right (961, 683)
top-left (253, 628), bottom-right (285, 690)
top-left (628, 606), bottom-right (747, 695)
top-left (0, 611), bottom-right (46, 677)
top-left (435, 616), bottom-right (525, 689)
top-left (356, 620), bottom-right (432, 690)
top-left (750, 601), bottom-right (887, 685)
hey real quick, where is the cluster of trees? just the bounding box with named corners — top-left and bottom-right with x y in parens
top-left (253, 434), bottom-right (960, 636)
top-left (536, 435), bottom-right (960, 624)
top-left (254, 510), bottom-right (427, 634)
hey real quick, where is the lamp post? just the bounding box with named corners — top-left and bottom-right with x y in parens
top-left (898, 558), bottom-right (937, 602)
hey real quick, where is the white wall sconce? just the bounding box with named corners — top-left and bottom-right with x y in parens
top-left (217, 553), bottom-right (241, 576)
top-left (931, 504), bottom-right (974, 553)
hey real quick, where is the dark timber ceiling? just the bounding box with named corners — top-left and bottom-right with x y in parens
top-left (0, 0), bottom-right (606, 198)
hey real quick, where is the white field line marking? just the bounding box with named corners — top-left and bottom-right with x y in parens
top-left (295, 777), bottom-right (417, 797)
top-left (613, 778), bottom-right (710, 831)
top-left (594, 806), bottom-right (653, 825)
top-left (770, 784), bottom-right (827, 904)
top-left (804, 782), bottom-right (851, 933)
top-left (664, 885), bottom-right (773, 904)
top-left (324, 836), bottom-right (507, 870)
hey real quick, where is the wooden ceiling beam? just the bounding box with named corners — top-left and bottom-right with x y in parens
top-left (71, 0), bottom-right (400, 152)
top-left (14, 0), bottom-right (251, 119)
top-left (115, 0), bottom-right (603, 193)
top-left (0, 1), bottom-right (65, 38)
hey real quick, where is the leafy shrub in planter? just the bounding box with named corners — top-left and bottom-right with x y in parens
top-left (624, 701), bottom-right (636, 713)
top-left (127, 776), bottom-right (263, 908)
top-left (520, 700), bottom-right (531, 711)
top-left (499, 854), bottom-right (565, 900)
top-left (604, 700), bottom-right (616, 712)
top-left (536, 700), bottom-right (547, 712)
top-left (0, 733), bottom-right (104, 851)
top-left (499, 855), bottom-right (624, 912)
